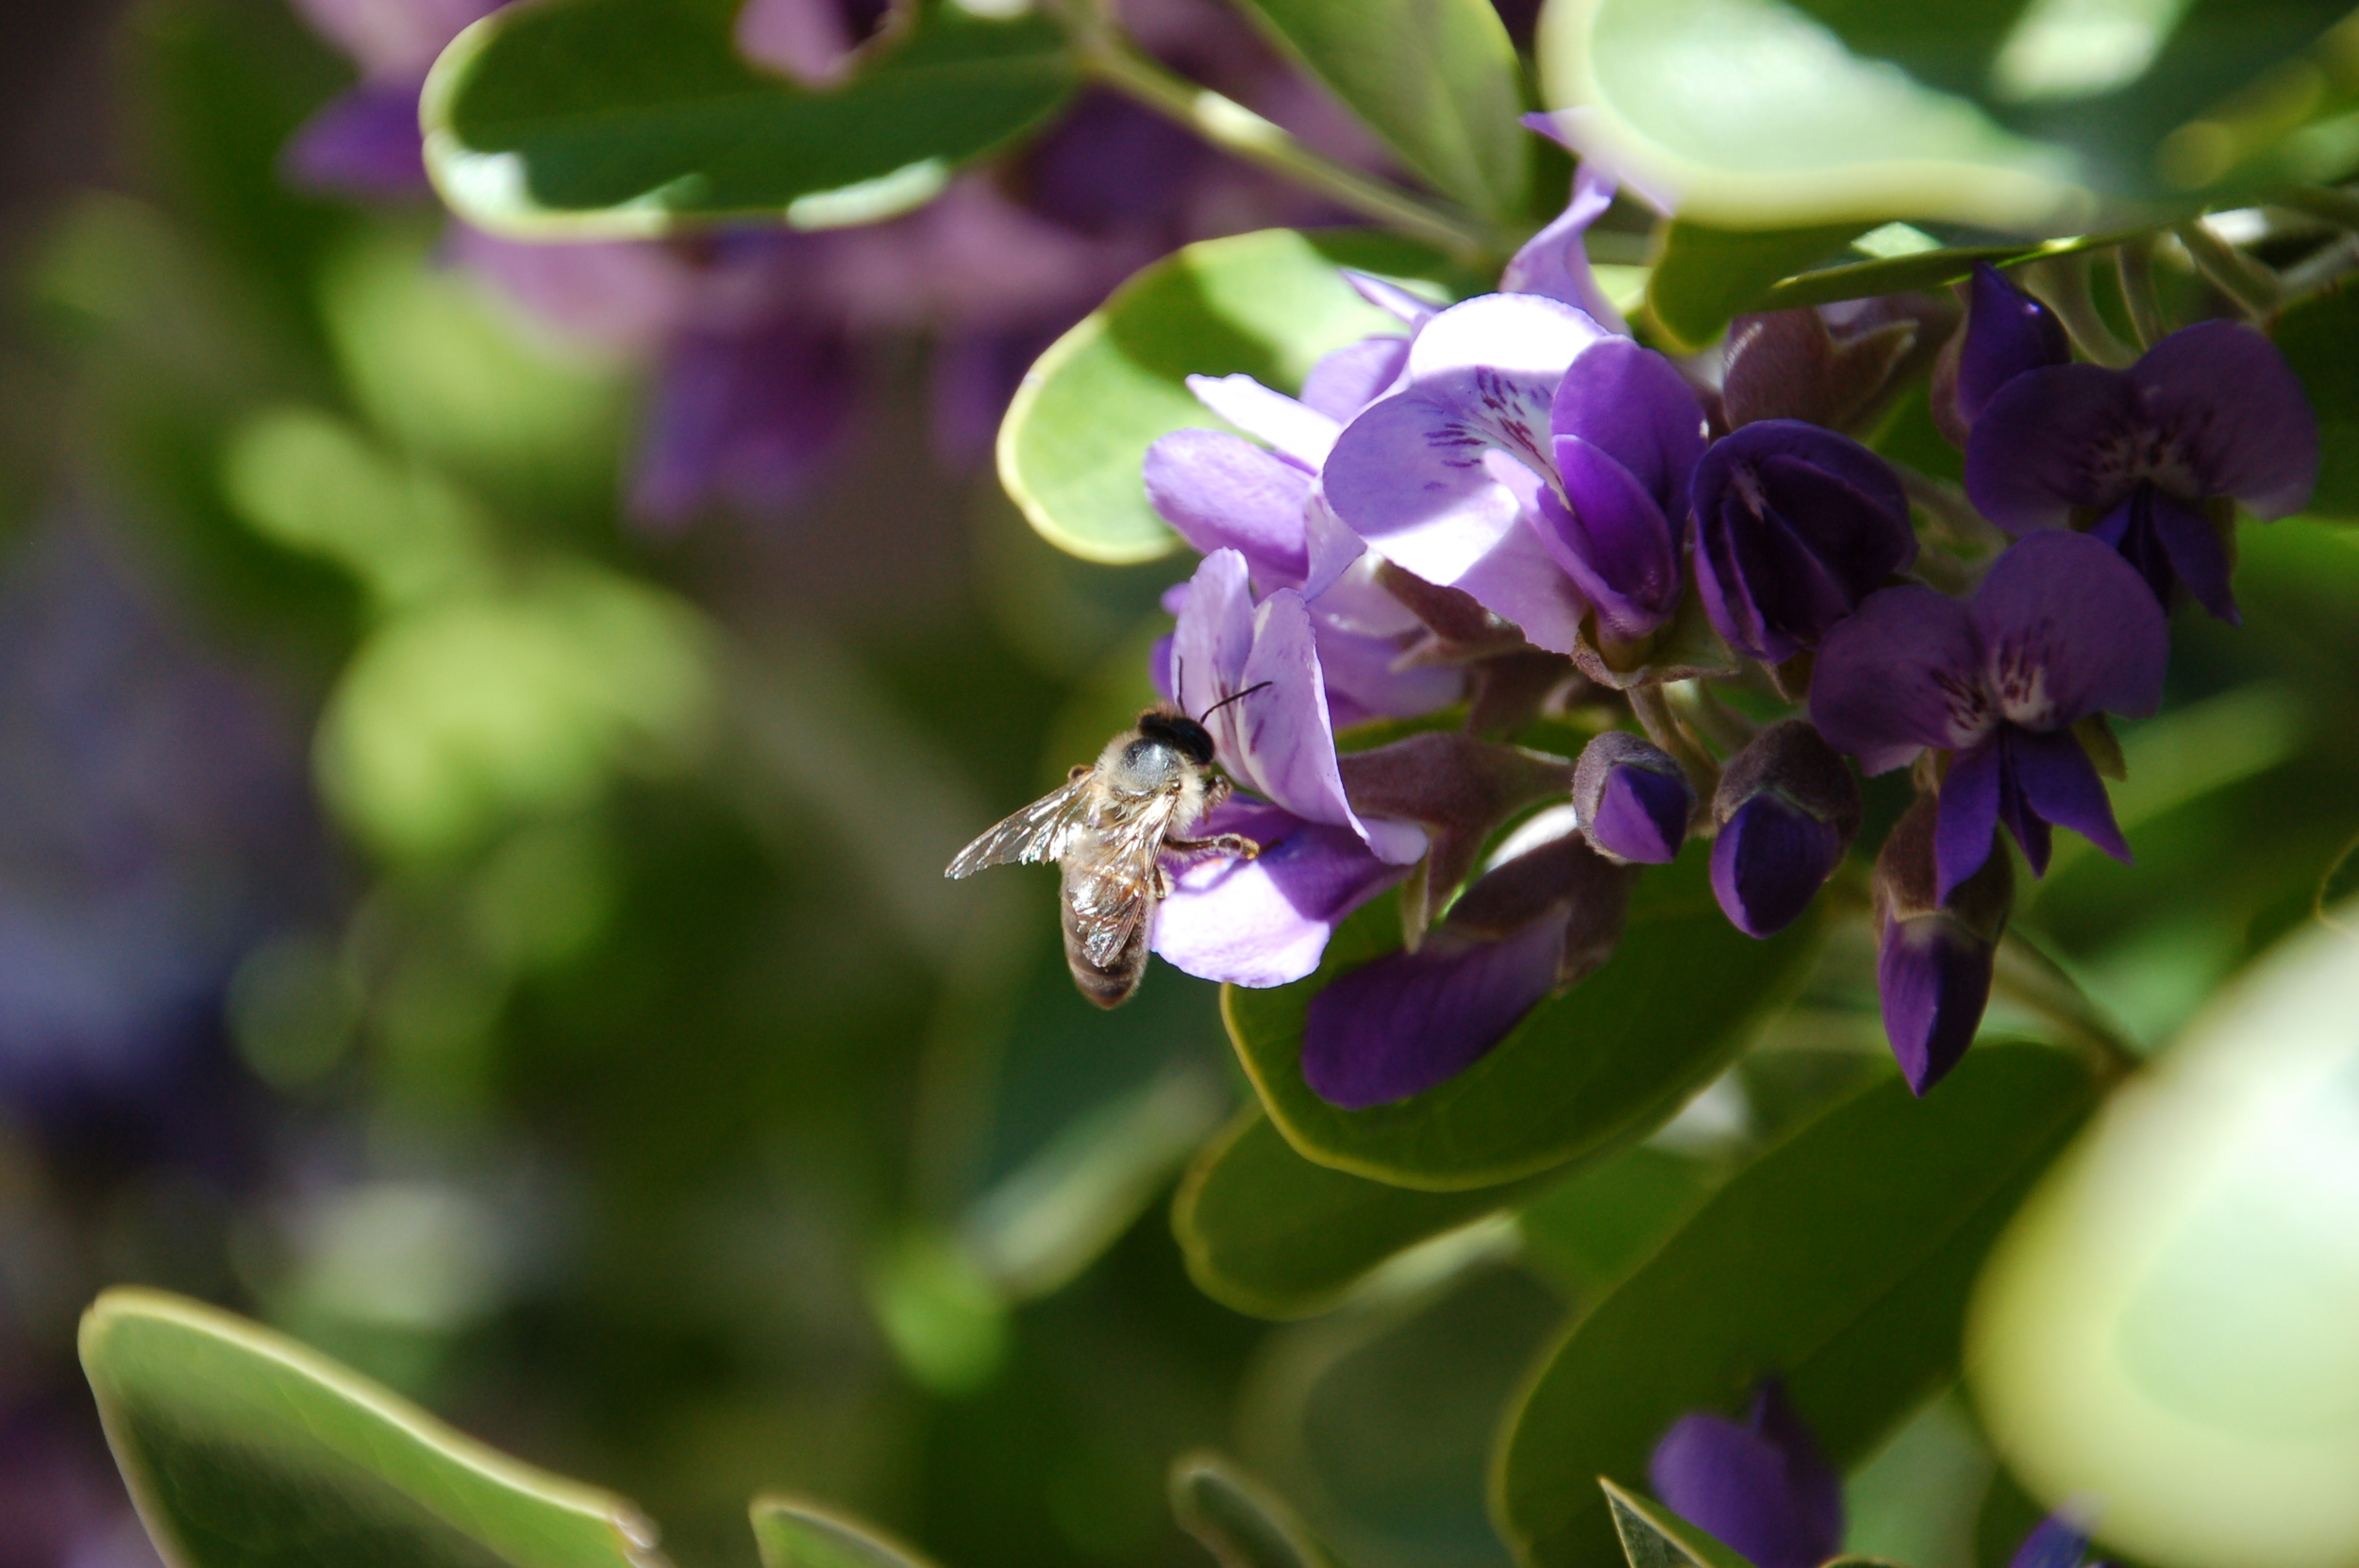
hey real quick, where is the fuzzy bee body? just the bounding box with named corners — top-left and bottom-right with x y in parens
top-left (945, 706), bottom-right (1262, 1007)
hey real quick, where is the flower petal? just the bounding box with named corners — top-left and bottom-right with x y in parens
top-left (2008, 724), bottom-right (2131, 865)
top-left (1935, 735), bottom-right (2004, 901)
top-left (1955, 262), bottom-right (2069, 424)
top-left (1170, 549), bottom-right (1257, 726)
top-left (1534, 448), bottom-right (1680, 642)
top-left (2127, 318), bottom-right (2318, 520)
top-left (1322, 391), bottom-right (1530, 589)
top-left (1548, 336), bottom-right (1708, 512)
top-left (1300, 335), bottom-right (1411, 422)
top-left (1342, 269), bottom-right (1439, 328)
top-left (1153, 801), bottom-right (1407, 987)
top-left (1972, 529), bottom-right (2168, 728)
top-left (1965, 362), bottom-right (2140, 530)
top-left (1648, 1388), bottom-right (1844, 1568)
top-left (1402, 291), bottom-right (1609, 385)
top-left (1809, 585), bottom-right (1989, 770)
top-left (1299, 908), bottom-right (1566, 1108)
top-left (1586, 756), bottom-right (1691, 864)
top-left (1879, 911), bottom-right (1997, 1095)
top-left (2008, 1514), bottom-right (2094, 1568)
top-left (1186, 373), bottom-right (1340, 470)
top-left (281, 82), bottom-right (430, 195)
top-left (2147, 487), bottom-right (2239, 624)
top-left (1711, 792), bottom-right (1843, 938)
top-left (1300, 492), bottom-right (1369, 604)
top-left (630, 321), bottom-right (857, 527)
top-left (1144, 430), bottom-right (1313, 588)
top-left (1501, 164), bottom-right (1630, 332)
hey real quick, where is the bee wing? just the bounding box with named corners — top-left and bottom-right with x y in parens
top-left (945, 775), bottom-right (1096, 878)
top-left (1062, 792), bottom-right (1185, 969)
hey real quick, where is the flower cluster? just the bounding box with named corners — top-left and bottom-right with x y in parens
top-left (1134, 137), bottom-right (2317, 1103)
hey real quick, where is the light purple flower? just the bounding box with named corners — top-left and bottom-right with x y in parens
top-left (1812, 530), bottom-right (2167, 900)
top-left (1500, 154), bottom-right (1629, 333)
top-left (1689, 419), bottom-right (1915, 665)
top-left (290, 0), bottom-right (500, 79)
top-left (1324, 292), bottom-right (1708, 651)
top-left (1648, 1383), bottom-right (1844, 1568)
top-left (1152, 551), bottom-right (1424, 987)
top-left (629, 319), bottom-right (860, 528)
top-left (1965, 318), bottom-right (2317, 622)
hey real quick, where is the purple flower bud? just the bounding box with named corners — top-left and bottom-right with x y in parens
top-left (1648, 1382), bottom-right (1844, 1568)
top-left (1939, 262), bottom-right (2070, 440)
top-left (1721, 297), bottom-right (1945, 435)
top-left (281, 82), bottom-right (431, 197)
top-left (1690, 420), bottom-right (1916, 666)
top-left (2010, 1512), bottom-right (2097, 1568)
top-left (1573, 730), bottom-right (1692, 865)
top-left (1873, 793), bottom-right (2013, 1094)
top-left (1300, 828), bottom-right (1634, 1108)
top-left (1708, 721), bottom-right (1860, 938)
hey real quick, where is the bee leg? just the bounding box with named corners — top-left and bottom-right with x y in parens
top-left (1154, 863), bottom-right (1175, 900)
top-left (1165, 833), bottom-right (1263, 863)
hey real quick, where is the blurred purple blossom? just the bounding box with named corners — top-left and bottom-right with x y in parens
top-left (1965, 318), bottom-right (2317, 622)
top-left (1812, 529), bottom-right (2167, 900)
top-left (2011, 1512), bottom-right (2100, 1568)
top-left (1648, 1383), bottom-right (1844, 1568)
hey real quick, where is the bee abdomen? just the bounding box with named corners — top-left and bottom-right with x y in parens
top-left (1062, 907), bottom-right (1146, 1009)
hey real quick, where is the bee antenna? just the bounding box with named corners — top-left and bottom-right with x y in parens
top-left (1173, 656), bottom-right (1186, 713)
top-left (1196, 680), bottom-right (1273, 725)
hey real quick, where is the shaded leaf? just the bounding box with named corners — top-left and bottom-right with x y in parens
top-left (1495, 1045), bottom-right (2100, 1568)
top-left (1228, 0), bottom-right (1531, 222)
top-left (2272, 282), bottom-right (2359, 520)
top-left (1000, 227), bottom-right (1464, 563)
top-left (751, 1497), bottom-right (938, 1568)
top-left (79, 1288), bottom-right (657, 1568)
top-left (1169, 1452), bottom-right (1337, 1568)
top-left (425, 0), bottom-right (1075, 236)
top-left (1224, 847), bottom-right (1821, 1192)
top-left (1598, 1481), bottom-right (1750, 1568)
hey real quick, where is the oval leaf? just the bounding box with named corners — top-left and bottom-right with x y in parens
top-left (80, 1288), bottom-right (658, 1568)
top-left (425, 0), bottom-right (1075, 236)
top-left (1169, 1453), bottom-right (1337, 1568)
top-left (751, 1497), bottom-right (939, 1568)
top-left (1225, 847), bottom-right (1823, 1192)
top-left (1227, 0), bottom-right (1530, 222)
top-left (1494, 1044), bottom-right (2101, 1568)
top-left (998, 227), bottom-right (1464, 563)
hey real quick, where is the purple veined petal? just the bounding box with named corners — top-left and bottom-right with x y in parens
top-left (1965, 362), bottom-right (2140, 531)
top-left (1313, 624), bottom-right (1463, 726)
top-left (1935, 735), bottom-right (2006, 901)
top-left (1300, 335), bottom-right (1413, 422)
top-left (1533, 449), bottom-right (1680, 642)
top-left (292, 0), bottom-right (500, 78)
top-left (1457, 504), bottom-right (1591, 656)
top-left (1300, 491), bottom-right (1368, 604)
top-left (734, 0), bottom-right (860, 86)
top-left (1300, 905), bottom-right (1568, 1107)
top-left (1711, 792), bottom-right (1843, 938)
top-left (1973, 529), bottom-right (2168, 728)
top-left (1402, 291), bottom-right (1608, 384)
top-left (1341, 269), bottom-right (1440, 328)
top-left (1586, 759), bottom-right (1691, 864)
top-left (1548, 337), bottom-right (1708, 513)
top-left (1956, 262), bottom-right (2070, 425)
top-left (281, 81), bottom-right (430, 196)
top-left (2007, 724), bottom-right (2131, 865)
top-left (1144, 430), bottom-right (1313, 589)
top-left (1879, 910), bottom-right (1997, 1094)
top-left (1186, 374), bottom-right (1342, 471)
top-left (1171, 549), bottom-right (1258, 726)
top-left (1153, 801), bottom-right (1408, 987)
top-left (629, 320), bottom-right (858, 529)
top-left (1810, 584), bottom-right (1991, 770)
top-left (2009, 1513), bottom-right (2094, 1568)
top-left (1755, 448), bottom-right (1917, 592)
top-left (1648, 1388), bottom-right (1844, 1568)
top-left (2127, 318), bottom-right (2319, 521)
top-left (2145, 486), bottom-right (2240, 624)
top-left (1323, 394), bottom-right (1530, 595)
top-left (1501, 164), bottom-right (1631, 333)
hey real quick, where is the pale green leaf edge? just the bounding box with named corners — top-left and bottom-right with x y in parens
top-left (996, 304), bottom-right (1185, 565)
top-left (750, 1495), bottom-right (942, 1568)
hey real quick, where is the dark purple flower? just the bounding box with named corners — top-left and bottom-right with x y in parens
top-left (1648, 1383), bottom-right (1844, 1568)
top-left (1690, 419), bottom-right (1915, 665)
top-left (1949, 262), bottom-right (2069, 430)
top-left (1573, 730), bottom-right (1692, 865)
top-left (1301, 824), bottom-right (1632, 1107)
top-left (281, 81), bottom-right (430, 196)
top-left (1873, 793), bottom-right (2013, 1094)
top-left (1812, 529), bottom-right (2167, 899)
top-left (1965, 319), bottom-right (2317, 622)
top-left (628, 320), bottom-right (859, 529)
top-left (2010, 1512), bottom-right (2099, 1568)
top-left (1708, 720), bottom-right (1860, 938)
top-left (1324, 292), bottom-right (1709, 652)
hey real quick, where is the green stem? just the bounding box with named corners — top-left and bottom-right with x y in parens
top-left (2114, 236), bottom-right (2166, 350)
top-left (1070, 29), bottom-right (1496, 262)
top-left (2174, 219), bottom-right (2282, 321)
top-left (1628, 682), bottom-right (1721, 798)
top-left (1891, 463), bottom-right (2006, 575)
top-left (2278, 184), bottom-right (2359, 231)
top-left (2279, 231), bottom-right (2359, 310)
top-left (2021, 255), bottom-right (2136, 367)
top-left (1992, 931), bottom-right (2141, 1083)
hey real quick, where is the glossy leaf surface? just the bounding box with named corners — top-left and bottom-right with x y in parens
top-left (999, 227), bottom-right (1462, 563)
top-left (80, 1288), bottom-right (656, 1568)
top-left (425, 0), bottom-right (1074, 236)
top-left (1496, 1045), bottom-right (2100, 1568)
top-left (1225, 849), bottom-right (1821, 1192)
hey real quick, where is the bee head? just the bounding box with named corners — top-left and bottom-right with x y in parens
top-left (1136, 708), bottom-right (1215, 767)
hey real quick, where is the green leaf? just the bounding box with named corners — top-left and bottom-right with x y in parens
top-left (999, 227), bottom-right (1464, 564)
top-left (1494, 1044), bottom-right (2101, 1568)
top-left (2273, 283), bottom-right (2359, 519)
top-left (1168, 1452), bottom-right (1337, 1568)
top-left (1224, 846), bottom-right (1822, 1192)
top-left (1226, 0), bottom-right (1530, 222)
top-left (1598, 1481), bottom-right (1751, 1568)
top-left (79, 1287), bottom-right (658, 1568)
top-left (424, 0), bottom-right (1075, 236)
top-left (1173, 1109), bottom-right (1559, 1319)
top-left (751, 1497), bottom-right (939, 1568)
top-left (1538, 0), bottom-right (2355, 233)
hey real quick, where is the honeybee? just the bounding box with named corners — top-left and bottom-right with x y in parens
top-left (945, 686), bottom-right (1269, 1007)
